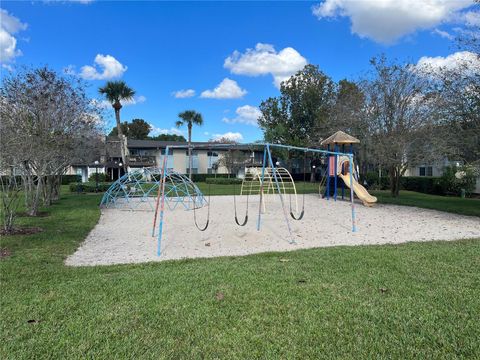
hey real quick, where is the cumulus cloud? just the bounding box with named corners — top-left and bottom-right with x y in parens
top-left (0, 9), bottom-right (28, 64)
top-left (200, 78), bottom-right (247, 99)
top-left (224, 43), bottom-right (307, 88)
top-left (80, 54), bottom-right (127, 80)
top-left (91, 95), bottom-right (146, 109)
top-left (222, 105), bottom-right (262, 126)
top-left (172, 89), bottom-right (195, 98)
top-left (312, 0), bottom-right (474, 44)
top-left (416, 51), bottom-right (480, 75)
top-left (211, 132), bottom-right (244, 142)
top-left (150, 126), bottom-right (183, 137)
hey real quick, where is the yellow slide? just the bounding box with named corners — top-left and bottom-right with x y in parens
top-left (339, 173), bottom-right (377, 207)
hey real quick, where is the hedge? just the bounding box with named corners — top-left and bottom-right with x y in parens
top-left (205, 177), bottom-right (243, 185)
top-left (401, 176), bottom-right (444, 195)
top-left (62, 175), bottom-right (81, 185)
top-left (1, 174), bottom-right (81, 185)
top-left (191, 173), bottom-right (233, 182)
top-left (88, 173), bottom-right (107, 182)
top-left (69, 182), bottom-right (112, 193)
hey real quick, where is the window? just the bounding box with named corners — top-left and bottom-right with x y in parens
top-left (419, 166), bottom-right (433, 176)
top-left (207, 151), bottom-right (219, 157)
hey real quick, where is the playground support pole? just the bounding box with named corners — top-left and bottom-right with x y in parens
top-left (256, 146), bottom-right (268, 231)
top-left (341, 144), bottom-right (345, 200)
top-left (326, 145), bottom-right (330, 200)
top-left (349, 154), bottom-right (357, 232)
top-left (157, 146), bottom-right (170, 256)
top-left (266, 144), bottom-right (295, 244)
top-left (334, 144), bottom-right (338, 201)
top-left (152, 153), bottom-right (168, 237)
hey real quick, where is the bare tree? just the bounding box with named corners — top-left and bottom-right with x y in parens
top-left (0, 67), bottom-right (101, 215)
top-left (361, 56), bottom-right (444, 196)
top-left (0, 99), bottom-right (23, 233)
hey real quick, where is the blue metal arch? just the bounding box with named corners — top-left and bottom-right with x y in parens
top-left (100, 167), bottom-right (207, 211)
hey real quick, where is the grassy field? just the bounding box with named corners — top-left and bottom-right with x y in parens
top-left (197, 182), bottom-right (480, 217)
top-left (1, 189), bottom-right (479, 358)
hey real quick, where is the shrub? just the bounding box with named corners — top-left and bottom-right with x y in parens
top-left (205, 178), bottom-right (243, 185)
top-left (69, 182), bottom-right (112, 193)
top-left (88, 172), bottom-right (107, 182)
top-left (61, 175), bottom-right (81, 185)
top-left (400, 176), bottom-right (444, 195)
top-left (364, 172), bottom-right (389, 190)
top-left (440, 165), bottom-right (478, 197)
top-left (191, 173), bottom-right (233, 182)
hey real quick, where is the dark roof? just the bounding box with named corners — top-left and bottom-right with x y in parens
top-left (126, 138), bottom-right (260, 151)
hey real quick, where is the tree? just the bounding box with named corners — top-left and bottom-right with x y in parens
top-left (108, 121), bottom-right (129, 137)
top-left (361, 56), bottom-right (443, 197)
top-left (128, 119), bottom-right (151, 139)
top-left (175, 110), bottom-right (203, 178)
top-left (258, 64), bottom-right (336, 147)
top-left (149, 134), bottom-right (186, 142)
top-left (331, 79), bottom-right (370, 177)
top-left (99, 81), bottom-right (135, 170)
top-left (108, 118), bottom-right (151, 139)
top-left (0, 67), bottom-right (100, 217)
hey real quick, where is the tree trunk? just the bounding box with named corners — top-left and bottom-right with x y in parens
top-left (114, 104), bottom-right (127, 172)
top-left (389, 166), bottom-right (401, 197)
top-left (28, 176), bottom-right (43, 216)
top-left (188, 125), bottom-right (192, 179)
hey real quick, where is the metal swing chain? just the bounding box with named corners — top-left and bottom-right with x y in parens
top-left (289, 150), bottom-right (306, 221)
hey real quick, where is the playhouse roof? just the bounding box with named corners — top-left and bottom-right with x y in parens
top-left (320, 131), bottom-right (360, 146)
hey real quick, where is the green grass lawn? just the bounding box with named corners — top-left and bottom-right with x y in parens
top-left (197, 182), bottom-right (479, 217)
top-left (1, 189), bottom-right (479, 358)
top-left (371, 190), bottom-right (480, 217)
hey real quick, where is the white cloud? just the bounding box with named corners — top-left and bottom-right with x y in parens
top-left (224, 43), bottom-right (307, 88)
top-left (211, 132), bottom-right (244, 142)
top-left (0, 9), bottom-right (28, 63)
top-left (464, 10), bottom-right (480, 27)
top-left (91, 95), bottom-right (146, 109)
top-left (312, 0), bottom-right (474, 44)
top-left (150, 126), bottom-right (184, 137)
top-left (432, 28), bottom-right (454, 40)
top-left (200, 78), bottom-right (247, 99)
top-left (222, 105), bottom-right (261, 126)
top-left (80, 54), bottom-right (127, 80)
top-left (416, 51), bottom-right (480, 75)
top-left (172, 89), bottom-right (195, 98)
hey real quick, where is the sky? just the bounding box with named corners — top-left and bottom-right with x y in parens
top-left (1, 0), bottom-right (479, 143)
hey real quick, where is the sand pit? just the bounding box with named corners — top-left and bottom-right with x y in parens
top-left (66, 194), bottom-right (480, 266)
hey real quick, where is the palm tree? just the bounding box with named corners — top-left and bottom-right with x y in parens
top-left (99, 81), bottom-right (135, 171)
top-left (176, 110), bottom-right (204, 179)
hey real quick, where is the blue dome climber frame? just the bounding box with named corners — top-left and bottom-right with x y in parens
top-left (100, 167), bottom-right (207, 211)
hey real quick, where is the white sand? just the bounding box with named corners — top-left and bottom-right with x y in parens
top-left (66, 194), bottom-right (480, 266)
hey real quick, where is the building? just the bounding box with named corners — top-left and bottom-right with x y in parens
top-left (66, 136), bottom-right (265, 182)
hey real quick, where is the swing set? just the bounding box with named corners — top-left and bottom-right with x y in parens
top-left (152, 142), bottom-right (357, 256)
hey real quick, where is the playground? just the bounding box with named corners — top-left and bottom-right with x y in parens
top-left (67, 192), bottom-right (480, 266)
top-left (66, 132), bottom-right (480, 266)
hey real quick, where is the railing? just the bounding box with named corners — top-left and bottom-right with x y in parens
top-left (127, 156), bottom-right (157, 166)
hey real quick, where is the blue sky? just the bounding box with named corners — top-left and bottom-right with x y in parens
top-left (1, 1), bottom-right (478, 142)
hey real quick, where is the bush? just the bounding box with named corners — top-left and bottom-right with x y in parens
top-left (205, 177), bottom-right (243, 185)
top-left (191, 173), bottom-right (233, 182)
top-left (61, 175), bottom-right (81, 185)
top-left (401, 176), bottom-right (444, 195)
top-left (88, 172), bottom-right (107, 182)
top-left (364, 172), bottom-right (389, 190)
top-left (440, 166), bottom-right (478, 197)
top-left (69, 182), bottom-right (112, 193)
